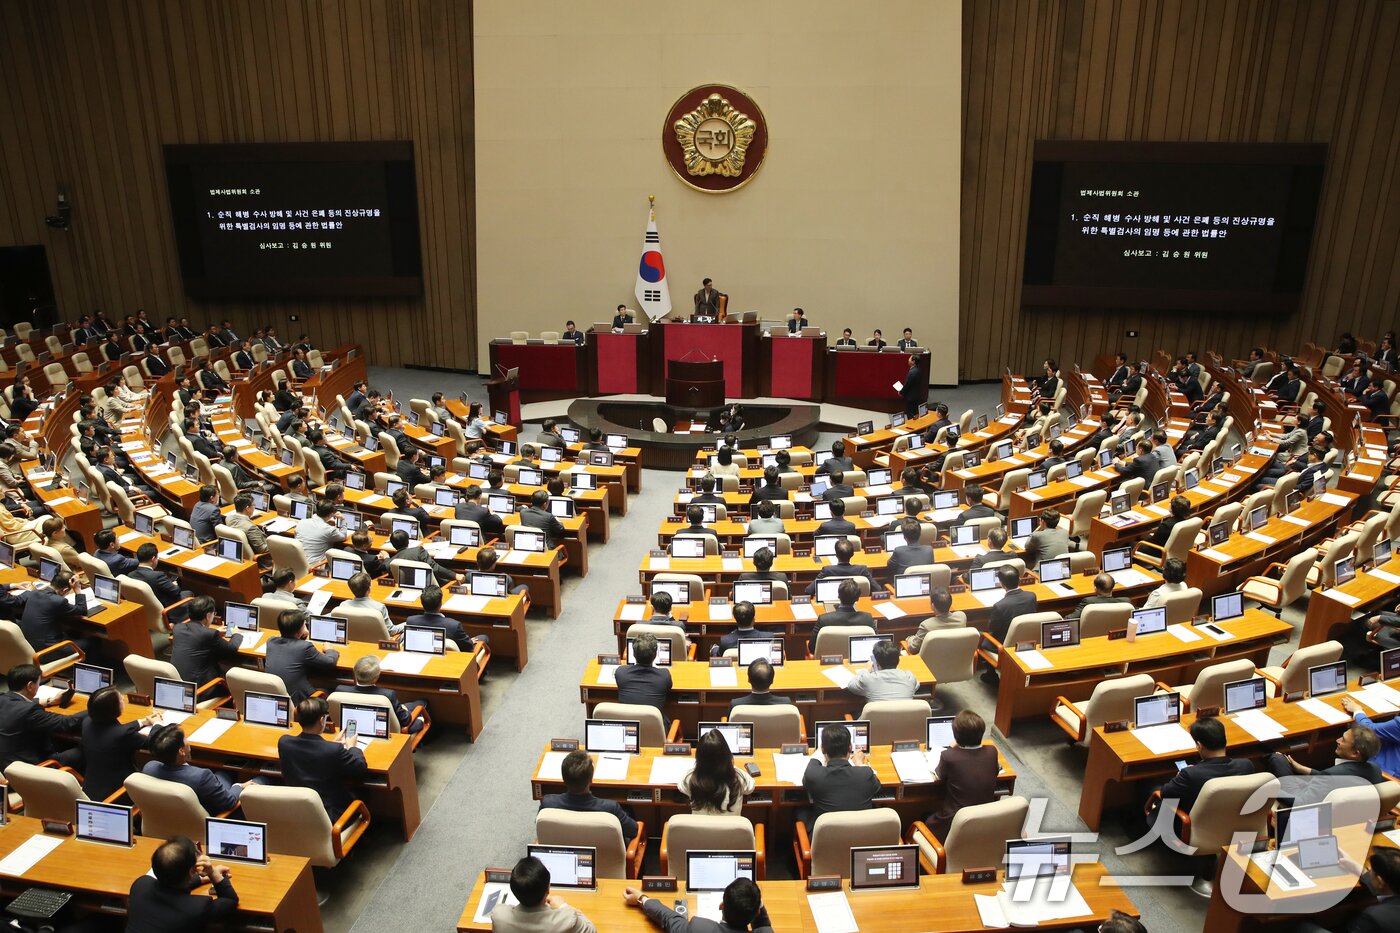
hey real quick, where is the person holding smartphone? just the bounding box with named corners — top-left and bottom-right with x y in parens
top-left (276, 697), bottom-right (368, 818)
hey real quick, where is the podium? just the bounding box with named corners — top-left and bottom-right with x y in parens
top-left (666, 359), bottom-right (725, 409)
top-left (486, 372), bottom-right (521, 426)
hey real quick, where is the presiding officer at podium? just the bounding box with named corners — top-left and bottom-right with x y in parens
top-left (694, 278), bottom-right (723, 318)
top-left (612, 305), bottom-right (632, 331)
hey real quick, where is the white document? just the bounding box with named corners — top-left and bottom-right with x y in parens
top-left (650, 557), bottom-right (671, 570)
top-left (974, 894), bottom-right (1010, 930)
top-left (875, 601), bottom-right (907, 620)
top-left (0, 835), bottom-right (64, 877)
top-left (380, 652), bottom-right (431, 675)
top-left (892, 380), bottom-right (904, 393)
top-left (1320, 493), bottom-right (1350, 507)
top-left (618, 603), bottom-right (645, 621)
top-left (1070, 475), bottom-right (1098, 487)
top-left (1322, 589), bottom-right (1361, 606)
top-left (46, 496), bottom-right (74, 507)
top-left (1370, 568), bottom-right (1400, 585)
top-left (773, 751), bottom-right (811, 785)
top-left (301, 577), bottom-right (329, 592)
top-left (791, 604), bottom-right (818, 621)
top-left (970, 588), bottom-right (1008, 608)
top-left (1110, 568), bottom-right (1154, 588)
top-left (807, 891), bottom-right (860, 933)
top-left (1251, 851), bottom-right (1316, 891)
top-left (1298, 697), bottom-right (1349, 725)
top-left (596, 665), bottom-right (617, 685)
top-left (1167, 624), bottom-right (1203, 643)
top-left (1245, 531), bottom-right (1277, 545)
top-left (263, 518), bottom-right (296, 534)
top-left (928, 507), bottom-right (961, 522)
top-left (710, 603), bottom-right (733, 620)
top-left (183, 553), bottom-right (225, 572)
top-left (1383, 828), bottom-right (1400, 848)
top-left (593, 753), bottom-right (630, 781)
top-left (536, 751), bottom-right (567, 781)
top-left (1143, 504), bottom-right (1169, 517)
top-left (1131, 722), bottom-right (1196, 755)
top-left (1023, 492), bottom-right (1041, 502)
top-left (1014, 648), bottom-right (1054, 671)
top-left (187, 717), bottom-right (237, 745)
top-left (472, 883), bottom-right (517, 924)
top-left (821, 666), bottom-right (854, 688)
top-left (950, 544), bottom-right (983, 558)
top-left (1365, 681), bottom-right (1400, 705)
top-left (696, 891), bottom-right (725, 921)
top-left (1281, 515), bottom-right (1311, 526)
top-left (890, 749), bottom-right (935, 784)
top-left (994, 879), bottom-right (1093, 924)
top-left (648, 756), bottom-right (696, 785)
top-left (1353, 687), bottom-right (1400, 714)
top-left (1232, 709), bottom-right (1286, 741)
top-left (1200, 548), bottom-right (1231, 561)
top-left (710, 666), bottom-right (739, 687)
top-left (34, 685), bottom-right (66, 705)
top-left (722, 558), bottom-right (742, 571)
top-left (305, 590), bottom-right (333, 616)
top-left (864, 484), bottom-right (893, 497)
top-left (117, 531), bottom-right (144, 544)
top-left (444, 594), bottom-right (491, 614)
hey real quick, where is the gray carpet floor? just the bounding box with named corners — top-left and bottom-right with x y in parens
top-left (322, 370), bottom-right (1329, 932)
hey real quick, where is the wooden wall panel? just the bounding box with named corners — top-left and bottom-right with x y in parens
top-left (960, 0), bottom-right (1400, 380)
top-left (0, 0), bottom-right (476, 370)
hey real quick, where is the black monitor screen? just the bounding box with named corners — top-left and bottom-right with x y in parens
top-left (164, 142), bottom-right (422, 298)
top-left (1022, 141), bottom-right (1325, 314)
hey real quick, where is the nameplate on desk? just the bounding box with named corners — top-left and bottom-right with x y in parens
top-left (649, 549), bottom-right (667, 558)
top-left (550, 738), bottom-right (580, 752)
top-left (1235, 839), bottom-right (1269, 856)
top-left (41, 820), bottom-right (72, 836)
top-left (642, 877), bottom-right (679, 893)
top-left (127, 692), bottom-right (151, 706)
top-left (796, 550), bottom-right (813, 558)
top-left (1104, 719), bottom-right (1130, 733)
top-left (806, 875), bottom-right (842, 892)
top-left (721, 551), bottom-right (740, 559)
top-left (962, 868), bottom-right (999, 885)
top-left (861, 510), bottom-right (875, 519)
top-left (1014, 642), bottom-right (1036, 653)
top-left (863, 546), bottom-right (881, 554)
top-left (379, 640), bottom-right (401, 651)
top-left (1083, 567), bottom-right (1100, 576)
top-left (484, 868), bottom-right (513, 884)
top-left (792, 596), bottom-right (813, 605)
top-left (709, 658), bottom-right (733, 668)
top-left (1106, 629), bottom-right (1127, 641)
top-left (215, 708), bottom-right (239, 721)
top-left (892, 740), bottom-right (920, 752)
top-left (710, 597), bottom-right (728, 606)
top-left (870, 591), bottom-right (890, 601)
top-left (1283, 691), bottom-right (1306, 703)
top-left (663, 743), bottom-right (691, 756)
top-left (1369, 817), bottom-right (1396, 833)
top-left (781, 743), bottom-right (807, 756)
top-left (626, 595), bottom-right (647, 604)
top-left (1195, 706), bottom-right (1221, 719)
top-left (1358, 674), bottom-right (1380, 687)
top-left (597, 654), bottom-right (620, 667)
top-left (820, 655), bottom-right (843, 666)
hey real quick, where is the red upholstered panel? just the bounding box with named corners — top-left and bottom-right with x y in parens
top-left (491, 344), bottom-right (580, 392)
top-left (664, 324), bottom-right (745, 392)
top-left (833, 352), bottom-right (908, 399)
top-left (769, 337), bottom-right (816, 398)
top-left (595, 334), bottom-right (640, 394)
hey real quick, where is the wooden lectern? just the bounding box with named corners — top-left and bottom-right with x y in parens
top-left (487, 370), bottom-right (521, 425)
top-left (666, 359), bottom-right (725, 409)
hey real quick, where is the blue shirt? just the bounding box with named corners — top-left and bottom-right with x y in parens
top-left (1353, 710), bottom-right (1400, 778)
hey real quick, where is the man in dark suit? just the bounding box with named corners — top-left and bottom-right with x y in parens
top-left (520, 489), bottom-right (567, 548)
top-left (142, 724), bottom-right (250, 814)
top-left (1342, 848), bottom-right (1400, 933)
top-left (170, 596), bottom-right (242, 692)
top-left (309, 428), bottom-right (353, 481)
top-left (926, 710), bottom-right (1000, 840)
top-left (278, 697), bottom-right (368, 817)
top-left (264, 609), bottom-right (341, 703)
top-left (693, 278), bottom-right (722, 318)
top-left (676, 504), bottom-right (719, 546)
top-left (183, 418), bottom-right (221, 461)
top-left (726, 658), bottom-right (793, 717)
top-left (834, 328), bottom-right (857, 348)
top-left (801, 722), bottom-right (881, 830)
top-left (132, 542), bottom-right (194, 622)
top-left (735, 548), bottom-right (788, 586)
top-left (1115, 439), bottom-right (1160, 485)
top-left (713, 601), bottom-right (774, 657)
top-left (0, 664), bottom-right (84, 769)
top-left (396, 446), bottom-right (431, 488)
top-left (815, 497), bottom-right (858, 538)
top-left (1148, 496), bottom-right (1192, 547)
top-left (19, 569), bottom-right (92, 658)
top-left (612, 305), bottom-right (633, 330)
top-left (405, 585), bottom-right (490, 654)
top-left (539, 749), bottom-right (639, 842)
top-left (625, 877), bottom-right (773, 933)
top-left (561, 320), bottom-right (585, 345)
top-left (809, 579), bottom-right (875, 653)
top-left (805, 539), bottom-right (875, 596)
top-left (1147, 717), bottom-right (1254, 819)
top-left (815, 441), bottom-right (854, 476)
top-left (615, 633), bottom-right (671, 718)
top-left (954, 484), bottom-right (997, 527)
top-left (454, 484), bottom-right (506, 540)
top-left (1264, 724), bottom-right (1385, 796)
top-left (1107, 353), bottom-right (1131, 388)
top-left (127, 836), bottom-right (239, 933)
top-left (787, 308), bottom-right (807, 333)
top-left (747, 465), bottom-right (788, 506)
top-left (93, 528), bottom-right (139, 576)
top-left (390, 529), bottom-right (460, 586)
top-left (143, 346), bottom-right (171, 377)
top-left (352, 655), bottom-right (427, 735)
top-left (887, 518), bottom-right (935, 578)
top-left (190, 484), bottom-right (222, 543)
top-left (1068, 574), bottom-right (1132, 619)
top-left (970, 528), bottom-right (1015, 571)
top-left (987, 564), bottom-right (1037, 646)
top-left (1183, 409), bottom-right (1223, 452)
top-left (922, 404), bottom-right (953, 444)
top-left (820, 469), bottom-right (854, 502)
top-left (690, 475), bottom-right (725, 505)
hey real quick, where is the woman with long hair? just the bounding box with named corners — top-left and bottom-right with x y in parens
top-left (677, 728), bottom-right (754, 815)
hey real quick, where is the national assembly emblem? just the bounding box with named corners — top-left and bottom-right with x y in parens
top-left (662, 85), bottom-right (768, 193)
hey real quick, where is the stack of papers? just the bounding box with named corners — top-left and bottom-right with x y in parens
top-left (1131, 723), bottom-right (1196, 755)
top-left (1351, 682), bottom-right (1400, 714)
top-left (1298, 697), bottom-right (1349, 725)
top-left (1371, 568), bottom-right (1400, 585)
top-left (1281, 515), bottom-right (1311, 527)
top-left (710, 666), bottom-right (739, 687)
top-left (974, 880), bottom-right (1092, 928)
top-left (1245, 531), bottom-right (1276, 545)
top-left (648, 756), bottom-right (695, 785)
top-left (773, 751), bottom-right (811, 785)
top-left (970, 589), bottom-right (1008, 608)
top-left (1319, 493), bottom-right (1350, 507)
top-left (1110, 568), bottom-right (1154, 587)
top-left (187, 717), bottom-right (237, 745)
top-left (722, 558), bottom-right (743, 571)
top-left (875, 602), bottom-right (907, 620)
top-left (1166, 624), bottom-right (1202, 643)
top-left (806, 891), bottom-right (859, 933)
top-left (1322, 588), bottom-right (1361, 606)
top-left (473, 883), bottom-right (518, 924)
top-left (594, 753), bottom-right (629, 781)
top-left (791, 604), bottom-right (818, 621)
top-left (890, 749), bottom-right (935, 783)
top-left (649, 557), bottom-right (671, 570)
top-left (183, 553), bottom-right (226, 572)
top-left (710, 603), bottom-right (733, 620)
top-left (444, 594), bottom-right (491, 613)
top-left (1014, 648), bottom-right (1054, 671)
top-left (618, 603), bottom-right (645, 621)
top-left (380, 653), bottom-right (431, 674)
top-left (1232, 709), bottom-right (1287, 741)
top-left (537, 751), bottom-right (567, 781)
top-left (596, 665), bottom-right (617, 685)
top-left (0, 835), bottom-right (63, 877)
top-left (821, 666), bottom-right (854, 688)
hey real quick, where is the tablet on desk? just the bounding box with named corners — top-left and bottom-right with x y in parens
top-left (850, 845), bottom-right (920, 892)
top-left (526, 845), bottom-right (596, 889)
top-left (697, 721), bottom-right (753, 756)
top-left (75, 801), bottom-right (134, 847)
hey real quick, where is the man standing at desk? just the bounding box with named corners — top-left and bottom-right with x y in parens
top-left (693, 278), bottom-right (722, 319)
top-left (899, 355), bottom-right (923, 417)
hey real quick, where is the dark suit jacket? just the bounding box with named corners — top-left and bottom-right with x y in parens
top-left (80, 718), bottom-right (147, 802)
top-left (1158, 756), bottom-right (1255, 815)
top-left (127, 874), bottom-right (239, 933)
top-left (396, 460), bottom-right (430, 487)
top-left (264, 637), bottom-right (340, 702)
top-left (615, 664), bottom-right (671, 715)
top-left (953, 504), bottom-right (997, 527)
top-left (748, 484), bottom-right (788, 505)
top-left (395, 545), bottom-right (455, 584)
top-left (1347, 898), bottom-right (1400, 933)
top-left (351, 684), bottom-right (414, 729)
top-left (539, 791), bottom-right (639, 841)
top-left (1069, 594), bottom-right (1131, 619)
top-left (989, 588), bottom-right (1038, 644)
top-left (519, 506), bottom-right (566, 547)
top-left (277, 731), bottom-right (367, 817)
top-left (190, 501), bottom-right (222, 542)
top-left (0, 691), bottom-right (84, 770)
top-left (456, 501), bottom-right (505, 539)
top-left (18, 588), bottom-right (87, 652)
top-left (141, 760), bottom-right (241, 814)
top-left (405, 611), bottom-right (473, 652)
top-left (888, 543), bottom-right (935, 578)
top-left (131, 566), bottom-right (184, 606)
top-left (734, 570), bottom-right (789, 585)
top-left (810, 606), bottom-right (876, 652)
top-left (144, 355), bottom-right (170, 376)
top-left (727, 692), bottom-right (793, 718)
top-left (821, 483), bottom-right (854, 501)
top-left (816, 456), bottom-right (854, 476)
top-left (805, 562), bottom-right (875, 596)
top-left (970, 549), bottom-right (1015, 571)
top-left (929, 744), bottom-right (1000, 839)
top-left (641, 896), bottom-right (774, 933)
top-left (1149, 516), bottom-right (1183, 547)
top-left (802, 757), bottom-right (881, 822)
top-left (170, 622), bottom-right (243, 687)
top-left (816, 518), bottom-right (858, 538)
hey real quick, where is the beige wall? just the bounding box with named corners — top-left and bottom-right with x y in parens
top-left (474, 0), bottom-right (962, 382)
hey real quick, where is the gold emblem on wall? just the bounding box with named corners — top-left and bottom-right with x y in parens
top-left (662, 85), bottom-right (768, 194)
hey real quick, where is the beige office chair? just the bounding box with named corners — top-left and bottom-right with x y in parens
top-left (914, 627), bottom-right (979, 688)
top-left (729, 705), bottom-right (804, 747)
top-left (1068, 490), bottom-right (1107, 546)
top-left (124, 772), bottom-right (229, 839)
top-left (977, 611), bottom-right (1058, 669)
top-left (0, 620), bottom-right (83, 678)
top-left (116, 577), bottom-right (184, 655)
top-left (239, 784), bottom-right (371, 868)
top-left (623, 623), bottom-right (691, 660)
top-left (1079, 602), bottom-right (1133, 639)
top-left (267, 535), bottom-right (311, 578)
top-left (1134, 518), bottom-right (1203, 569)
top-left (71, 352), bottom-right (93, 374)
top-left (861, 700), bottom-right (932, 746)
top-left (660, 815), bottom-right (764, 880)
top-left (742, 533), bottom-right (792, 556)
top-left (509, 331), bottom-right (529, 345)
top-left (331, 604), bottom-right (391, 643)
top-left (988, 469), bottom-right (1029, 510)
top-left (796, 809), bottom-right (903, 879)
top-left (1151, 773), bottom-right (1279, 894)
top-left (1258, 641), bottom-right (1343, 697)
top-left (818, 575), bottom-right (872, 599)
top-left (1160, 587), bottom-right (1204, 625)
top-left (4, 762), bottom-right (88, 820)
top-left (909, 795), bottom-right (1030, 874)
top-left (593, 702), bottom-right (679, 746)
top-left (76, 552), bottom-right (113, 581)
top-left (225, 667), bottom-right (292, 711)
top-left (651, 573), bottom-right (705, 603)
top-left (1051, 673), bottom-right (1157, 744)
top-left (1322, 781), bottom-right (1400, 830)
top-left (536, 809), bottom-right (646, 879)
top-left (1157, 659), bottom-right (1257, 712)
top-left (377, 434), bottom-right (401, 472)
top-left (901, 563), bottom-right (952, 591)
top-left (1241, 547), bottom-right (1318, 617)
top-left (124, 656), bottom-right (226, 709)
top-left (1308, 533), bottom-right (1358, 587)
top-left (252, 596), bottom-right (294, 632)
top-left (812, 625), bottom-right (876, 659)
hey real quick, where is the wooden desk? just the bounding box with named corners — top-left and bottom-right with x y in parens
top-left (1301, 553), bottom-right (1400, 648)
top-left (114, 529), bottom-right (264, 603)
top-left (0, 568), bottom-right (154, 660)
top-left (1077, 674), bottom-right (1400, 831)
top-left (0, 816), bottom-right (322, 933)
top-left (579, 657), bottom-right (935, 738)
top-left (994, 609), bottom-right (1291, 734)
top-left (457, 864), bottom-right (1136, 932)
top-left (1185, 491), bottom-right (1357, 596)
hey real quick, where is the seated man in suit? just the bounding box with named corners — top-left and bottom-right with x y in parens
top-left (143, 723), bottom-right (252, 814)
top-left (189, 484), bottom-right (222, 544)
top-left (520, 489), bottom-right (567, 549)
top-left (815, 496), bottom-right (858, 538)
top-left (801, 719), bottom-right (881, 831)
top-left (278, 697), bottom-right (368, 818)
top-left (985, 564), bottom-right (1037, 662)
top-left (834, 328), bottom-right (857, 348)
top-left (1114, 439), bottom-right (1159, 486)
top-left (351, 655), bottom-right (427, 735)
top-left (816, 440), bottom-right (854, 476)
top-left (455, 483), bottom-right (507, 540)
top-left (0, 664), bottom-right (85, 770)
top-left (1146, 716), bottom-right (1254, 823)
top-left (262, 568), bottom-right (307, 610)
top-left (887, 518), bottom-right (935, 578)
top-left (1068, 573), bottom-right (1131, 619)
top-left (691, 475), bottom-right (725, 505)
top-left (906, 586), bottom-right (966, 653)
top-left (127, 836), bottom-right (239, 932)
top-left (1328, 848), bottom-right (1400, 933)
top-left (131, 542), bottom-right (194, 622)
top-left (746, 499), bottom-right (786, 534)
top-left (951, 484), bottom-right (996, 529)
top-left (561, 319), bottom-right (585, 345)
top-left (343, 528), bottom-right (391, 580)
top-left (536, 418), bottom-right (567, 450)
top-left (622, 877), bottom-right (768, 933)
top-left (19, 569), bottom-right (95, 660)
top-left (406, 585), bottom-right (490, 656)
top-left (493, 855), bottom-right (598, 933)
top-left (539, 749), bottom-right (639, 843)
top-left (926, 710), bottom-right (1000, 840)
top-left (396, 446), bottom-right (432, 488)
top-left (809, 578), bottom-right (875, 653)
top-left (644, 591), bottom-right (686, 633)
top-left (171, 596), bottom-right (242, 693)
top-left (922, 404), bottom-right (953, 444)
top-left (390, 529), bottom-right (461, 586)
top-left (264, 609), bottom-right (341, 703)
top-left (309, 428), bottom-right (353, 481)
top-left (1020, 508), bottom-right (1069, 571)
top-left (391, 488), bottom-right (433, 531)
top-left (676, 504), bottom-right (719, 545)
top-left (820, 469), bottom-right (854, 502)
top-left (477, 546), bottom-right (531, 597)
top-left (612, 304), bottom-right (633, 330)
top-left (736, 547), bottom-right (787, 586)
top-left (1264, 724), bottom-right (1385, 799)
top-left (747, 466), bottom-right (788, 506)
top-left (727, 658), bottom-right (792, 717)
top-left (615, 633), bottom-right (671, 719)
top-left (345, 570), bottom-right (402, 636)
top-left (1148, 495), bottom-right (1192, 547)
top-left (804, 538), bottom-right (875, 596)
top-left (713, 601), bottom-right (773, 657)
top-left (845, 639), bottom-right (917, 702)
